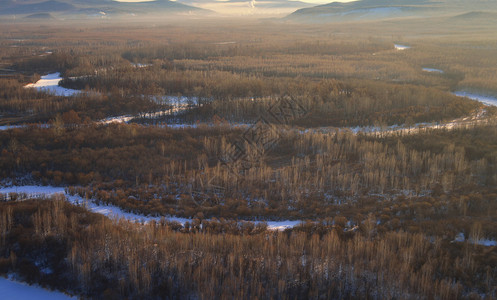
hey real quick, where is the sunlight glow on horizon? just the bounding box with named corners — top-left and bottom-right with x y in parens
top-left (113, 0), bottom-right (360, 15)
top-left (114, 0), bottom-right (359, 4)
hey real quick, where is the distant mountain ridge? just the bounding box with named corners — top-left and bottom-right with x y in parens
top-left (286, 0), bottom-right (497, 22)
top-left (0, 0), bottom-right (205, 17)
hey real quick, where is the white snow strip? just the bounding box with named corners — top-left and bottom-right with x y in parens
top-left (452, 232), bottom-right (497, 246)
top-left (0, 185), bottom-right (297, 230)
top-left (0, 185), bottom-right (66, 195)
top-left (422, 68), bottom-right (444, 73)
top-left (0, 277), bottom-right (76, 300)
top-left (394, 44), bottom-right (410, 50)
top-left (131, 63), bottom-right (151, 68)
top-left (99, 107), bottom-right (192, 124)
top-left (100, 115), bottom-right (136, 124)
top-left (474, 239), bottom-right (497, 247)
top-left (0, 125), bottom-right (24, 131)
top-left (157, 123), bottom-right (250, 129)
top-left (263, 220), bottom-right (303, 230)
top-left (453, 91), bottom-right (497, 107)
top-left (24, 73), bottom-right (81, 97)
top-left (159, 95), bottom-right (200, 106)
top-left (99, 95), bottom-right (199, 124)
top-left (0, 185), bottom-right (167, 224)
top-left (454, 232), bottom-right (465, 242)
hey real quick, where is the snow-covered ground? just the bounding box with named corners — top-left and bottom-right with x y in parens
top-left (331, 91), bottom-right (496, 136)
top-left (0, 185), bottom-right (301, 230)
top-left (24, 73), bottom-right (82, 97)
top-left (474, 239), bottom-right (497, 247)
top-left (394, 44), bottom-right (410, 50)
top-left (99, 106), bottom-right (193, 124)
top-left (0, 124), bottom-right (51, 131)
top-left (0, 125), bottom-right (24, 131)
top-left (131, 63), bottom-right (151, 68)
top-left (264, 220), bottom-right (302, 230)
top-left (422, 68), bottom-right (444, 73)
top-left (0, 185), bottom-right (172, 224)
top-left (155, 95), bottom-right (200, 106)
top-left (452, 232), bottom-right (497, 247)
top-left (453, 91), bottom-right (497, 107)
top-left (305, 106), bottom-right (487, 136)
top-left (0, 277), bottom-right (76, 300)
top-left (100, 115), bottom-right (136, 124)
top-left (100, 95), bottom-right (199, 124)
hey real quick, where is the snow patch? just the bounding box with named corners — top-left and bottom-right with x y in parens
top-left (422, 68), bottom-right (444, 73)
top-left (454, 232), bottom-right (465, 242)
top-left (453, 91), bottom-right (497, 107)
top-left (100, 95), bottom-right (199, 124)
top-left (24, 73), bottom-right (81, 97)
top-left (100, 115), bottom-right (136, 124)
top-left (453, 232), bottom-right (497, 246)
top-left (473, 239), bottom-right (497, 247)
top-left (0, 277), bottom-right (75, 300)
top-left (0, 185), bottom-right (299, 230)
top-left (0, 125), bottom-right (24, 131)
top-left (394, 44), bottom-right (410, 50)
top-left (131, 63), bottom-right (151, 68)
top-left (263, 220), bottom-right (302, 230)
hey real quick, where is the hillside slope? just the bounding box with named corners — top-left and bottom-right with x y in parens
top-left (286, 0), bottom-right (497, 22)
top-left (0, 0), bottom-right (204, 17)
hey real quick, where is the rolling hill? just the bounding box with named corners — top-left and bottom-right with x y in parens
top-left (0, 0), bottom-right (205, 17)
top-left (286, 0), bottom-right (497, 23)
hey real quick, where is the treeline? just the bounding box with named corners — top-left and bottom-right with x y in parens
top-left (122, 39), bottom-right (390, 62)
top-left (0, 197), bottom-right (495, 299)
top-left (4, 20), bottom-right (497, 96)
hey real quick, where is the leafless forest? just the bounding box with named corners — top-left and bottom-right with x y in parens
top-left (1, 13), bottom-right (497, 299)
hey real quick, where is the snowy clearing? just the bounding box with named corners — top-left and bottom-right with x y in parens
top-left (453, 91), bottom-right (497, 107)
top-left (0, 277), bottom-right (76, 300)
top-left (0, 185), bottom-right (301, 230)
top-left (24, 73), bottom-right (82, 97)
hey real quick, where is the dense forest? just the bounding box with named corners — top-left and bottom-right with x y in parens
top-left (1, 16), bottom-right (497, 299)
top-left (0, 197), bottom-right (496, 299)
top-left (1, 123), bottom-right (497, 225)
